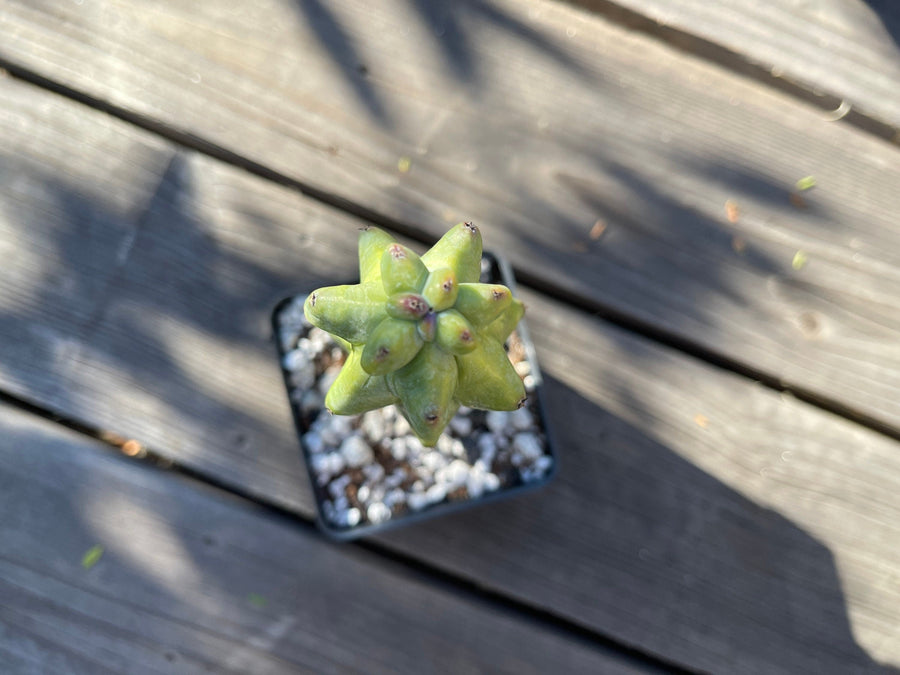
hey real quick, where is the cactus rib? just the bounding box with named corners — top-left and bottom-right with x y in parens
top-left (304, 222), bottom-right (525, 445)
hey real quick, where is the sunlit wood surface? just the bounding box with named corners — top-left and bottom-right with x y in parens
top-left (1, 1), bottom-right (899, 672)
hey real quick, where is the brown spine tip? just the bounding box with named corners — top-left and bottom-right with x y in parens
top-left (389, 244), bottom-right (406, 259)
top-left (516, 397), bottom-right (527, 409)
top-left (463, 221), bottom-right (478, 233)
top-left (309, 292), bottom-right (317, 306)
top-left (460, 330), bottom-right (472, 343)
top-left (376, 346), bottom-right (390, 359)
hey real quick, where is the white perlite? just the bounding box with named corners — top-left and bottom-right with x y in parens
top-left (278, 300), bottom-right (553, 532)
top-left (513, 433), bottom-right (543, 461)
top-left (366, 502), bottom-right (392, 525)
top-left (486, 410), bottom-right (509, 433)
top-left (341, 435), bottom-right (374, 467)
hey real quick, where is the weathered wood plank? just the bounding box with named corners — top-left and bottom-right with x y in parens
top-left (0, 402), bottom-right (647, 675)
top-left (567, 0), bottom-right (900, 131)
top-left (0, 77), bottom-right (326, 513)
top-left (412, 294), bottom-right (900, 674)
top-left (0, 621), bottom-right (118, 675)
top-left (1, 0), bottom-right (899, 430)
top-left (1, 79), bottom-right (899, 673)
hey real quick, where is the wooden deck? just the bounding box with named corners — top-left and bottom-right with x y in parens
top-left (1, 1), bottom-right (899, 672)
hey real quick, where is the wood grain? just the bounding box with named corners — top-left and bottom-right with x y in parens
top-left (1, 0), bottom-right (899, 430)
top-left (566, 0), bottom-right (900, 131)
top-left (1, 78), bottom-right (899, 673)
top-left (0, 402), bottom-right (649, 675)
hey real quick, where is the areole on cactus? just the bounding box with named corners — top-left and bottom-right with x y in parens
top-left (304, 222), bottom-right (526, 446)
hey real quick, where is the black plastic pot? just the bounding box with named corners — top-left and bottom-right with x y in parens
top-left (273, 253), bottom-right (556, 539)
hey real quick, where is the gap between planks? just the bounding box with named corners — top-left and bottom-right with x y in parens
top-left (553, 0), bottom-right (900, 146)
top-left (0, 389), bottom-right (688, 675)
top-left (0, 400), bottom-right (664, 675)
top-left (3, 71), bottom-right (896, 672)
top-left (1, 60), bottom-right (898, 448)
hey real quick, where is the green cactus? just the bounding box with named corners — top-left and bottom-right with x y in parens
top-left (304, 222), bottom-right (525, 446)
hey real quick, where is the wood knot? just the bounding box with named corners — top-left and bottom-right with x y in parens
top-left (798, 311), bottom-right (823, 338)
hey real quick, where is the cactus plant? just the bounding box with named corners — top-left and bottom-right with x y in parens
top-left (304, 222), bottom-right (526, 446)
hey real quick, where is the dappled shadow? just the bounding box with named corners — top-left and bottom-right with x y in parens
top-left (382, 373), bottom-right (899, 674)
top-left (492, 148), bottom-right (806, 355)
top-left (361, 100), bottom-right (900, 667)
top-left (408, 0), bottom-right (591, 82)
top-left (553, 161), bottom-right (786, 314)
top-left (411, 98), bottom-right (900, 429)
top-left (862, 0), bottom-right (900, 47)
top-left (2, 120), bottom-right (896, 675)
top-left (0, 403), bottom-right (655, 671)
top-left (0, 144), bottom-right (318, 512)
top-left (288, 0), bottom-right (592, 126)
top-left (293, 0), bottom-right (392, 126)
top-left (2, 2), bottom-right (899, 671)
top-left (5, 115), bottom-right (895, 669)
top-left (405, 0), bottom-right (478, 82)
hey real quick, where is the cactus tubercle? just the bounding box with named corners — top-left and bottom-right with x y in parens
top-left (303, 223), bottom-right (525, 445)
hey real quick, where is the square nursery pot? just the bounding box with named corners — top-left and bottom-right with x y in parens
top-left (273, 253), bottom-right (556, 539)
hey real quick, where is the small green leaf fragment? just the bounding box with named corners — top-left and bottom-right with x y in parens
top-left (792, 250), bottom-right (809, 270)
top-left (795, 176), bottom-right (816, 191)
top-left (247, 593), bottom-right (268, 609)
top-left (82, 545), bottom-right (104, 570)
top-left (398, 156), bottom-right (412, 173)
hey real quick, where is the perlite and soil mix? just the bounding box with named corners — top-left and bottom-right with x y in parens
top-left (274, 256), bottom-right (555, 538)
